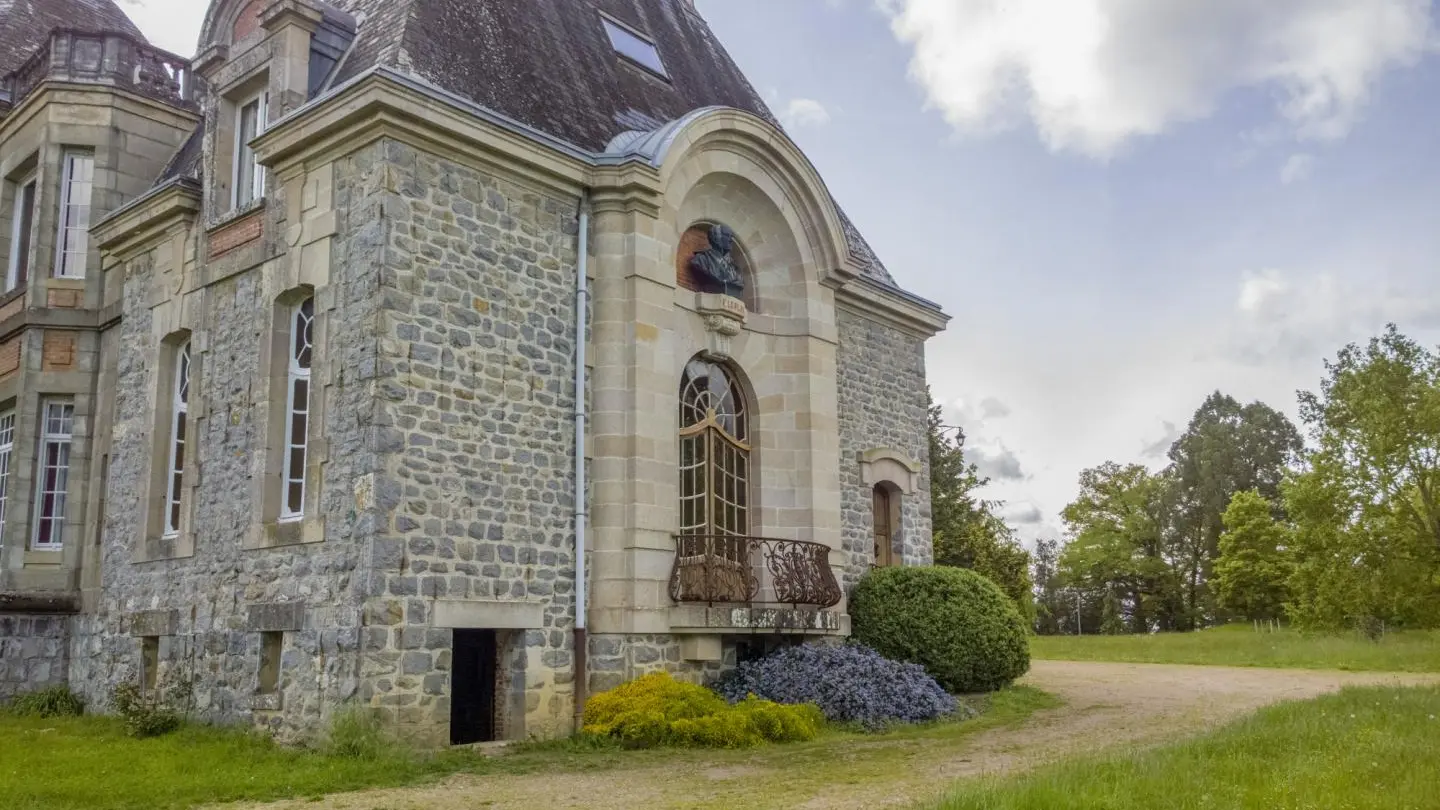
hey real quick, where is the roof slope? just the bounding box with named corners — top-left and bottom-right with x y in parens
top-left (318, 0), bottom-right (900, 287)
top-left (0, 0), bottom-right (145, 76)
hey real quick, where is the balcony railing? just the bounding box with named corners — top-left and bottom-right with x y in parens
top-left (0, 30), bottom-right (200, 111)
top-left (670, 534), bottom-right (842, 609)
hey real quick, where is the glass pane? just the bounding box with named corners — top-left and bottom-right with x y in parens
top-left (287, 481), bottom-right (303, 513)
top-left (292, 378), bottom-right (308, 411)
top-left (604, 19), bottom-right (667, 76)
top-left (290, 411), bottom-right (308, 444)
top-left (289, 446), bottom-right (306, 476)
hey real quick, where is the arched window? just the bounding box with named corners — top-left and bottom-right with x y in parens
top-left (678, 357), bottom-right (750, 537)
top-left (281, 296), bottom-right (313, 521)
top-left (163, 341), bottom-right (191, 537)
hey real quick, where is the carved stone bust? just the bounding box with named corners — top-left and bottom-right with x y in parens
top-left (687, 224), bottom-right (745, 299)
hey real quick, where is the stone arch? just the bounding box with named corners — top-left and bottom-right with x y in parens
top-left (859, 447), bottom-right (920, 495)
top-left (197, 0), bottom-right (268, 52)
top-left (651, 109), bottom-right (851, 325)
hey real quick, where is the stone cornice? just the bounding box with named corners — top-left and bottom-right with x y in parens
top-left (252, 70), bottom-right (594, 200)
top-left (836, 277), bottom-right (950, 339)
top-left (93, 179), bottom-right (202, 261)
top-left (0, 83), bottom-right (200, 145)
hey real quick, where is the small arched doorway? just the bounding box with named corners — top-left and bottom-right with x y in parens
top-left (872, 483), bottom-right (901, 567)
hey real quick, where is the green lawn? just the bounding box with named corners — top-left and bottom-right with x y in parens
top-left (933, 684), bottom-right (1440, 810)
top-left (0, 687), bottom-right (1057, 810)
top-left (1030, 624), bottom-right (1440, 672)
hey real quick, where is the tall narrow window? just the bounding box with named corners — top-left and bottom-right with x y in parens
top-left (163, 342), bottom-right (191, 537)
top-left (54, 152), bottom-right (94, 278)
top-left (32, 400), bottom-right (74, 550)
top-left (233, 91), bottom-right (269, 209)
top-left (0, 411), bottom-right (14, 547)
top-left (678, 358), bottom-right (750, 537)
top-left (281, 297), bottom-right (313, 521)
top-left (6, 178), bottom-right (36, 290)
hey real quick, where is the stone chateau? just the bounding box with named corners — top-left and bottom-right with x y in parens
top-left (0, 0), bottom-right (948, 745)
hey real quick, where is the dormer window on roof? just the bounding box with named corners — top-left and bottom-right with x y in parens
top-left (603, 16), bottom-right (668, 79)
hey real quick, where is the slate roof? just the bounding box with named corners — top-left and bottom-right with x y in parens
top-left (182, 0), bottom-right (907, 288)
top-left (0, 0), bottom-right (145, 77)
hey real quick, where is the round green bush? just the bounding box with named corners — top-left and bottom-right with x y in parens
top-left (850, 566), bottom-right (1030, 693)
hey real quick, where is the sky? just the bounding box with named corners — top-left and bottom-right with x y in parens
top-left (120, 0), bottom-right (1440, 545)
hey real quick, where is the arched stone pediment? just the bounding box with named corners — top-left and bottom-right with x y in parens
top-left (859, 448), bottom-right (921, 495)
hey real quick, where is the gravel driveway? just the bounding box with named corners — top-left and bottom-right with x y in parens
top-left (222, 661), bottom-right (1439, 810)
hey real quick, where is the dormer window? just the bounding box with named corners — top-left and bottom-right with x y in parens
top-left (603, 16), bottom-right (668, 78)
top-left (233, 90), bottom-right (269, 209)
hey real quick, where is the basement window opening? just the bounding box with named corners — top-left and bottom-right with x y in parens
top-left (602, 16), bottom-right (668, 79)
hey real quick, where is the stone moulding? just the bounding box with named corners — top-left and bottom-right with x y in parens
top-left (0, 592), bottom-right (80, 614)
top-left (696, 291), bottom-right (746, 359)
top-left (126, 608), bottom-right (179, 636)
top-left (669, 604), bottom-right (847, 634)
top-left (859, 447), bottom-right (921, 495)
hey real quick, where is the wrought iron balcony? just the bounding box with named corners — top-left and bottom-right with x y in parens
top-left (0, 30), bottom-right (200, 112)
top-left (670, 534), bottom-right (842, 609)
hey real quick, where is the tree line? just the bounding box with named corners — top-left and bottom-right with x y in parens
top-left (931, 325), bottom-right (1440, 635)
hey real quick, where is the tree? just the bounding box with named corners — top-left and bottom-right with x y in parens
top-left (1031, 538), bottom-right (1066, 635)
top-left (1213, 490), bottom-right (1291, 622)
top-left (1285, 326), bottom-right (1440, 631)
top-left (1166, 392), bottom-right (1303, 626)
top-left (927, 394), bottom-right (1035, 619)
top-left (1058, 462), bottom-right (1180, 633)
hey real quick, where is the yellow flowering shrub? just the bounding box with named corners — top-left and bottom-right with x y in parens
top-left (581, 672), bottom-right (823, 749)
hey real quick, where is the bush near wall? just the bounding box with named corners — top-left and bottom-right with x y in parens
top-left (851, 566), bottom-right (1030, 694)
top-left (713, 643), bottom-right (961, 730)
top-left (582, 671), bottom-right (823, 749)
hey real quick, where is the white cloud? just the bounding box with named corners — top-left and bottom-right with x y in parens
top-left (781, 98), bottom-right (833, 129)
top-left (119, 1), bottom-right (208, 56)
top-left (1225, 268), bottom-right (1440, 366)
top-left (877, 0), bottom-right (1434, 157)
top-left (1280, 153), bottom-right (1316, 184)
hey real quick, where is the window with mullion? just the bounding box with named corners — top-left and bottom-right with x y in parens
top-left (678, 358), bottom-right (750, 538)
top-left (163, 342), bottom-right (191, 537)
top-left (54, 152), bottom-right (94, 279)
top-left (280, 297), bottom-right (313, 522)
top-left (32, 400), bottom-right (74, 550)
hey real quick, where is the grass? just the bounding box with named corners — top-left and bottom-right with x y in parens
top-left (932, 684), bottom-right (1440, 810)
top-left (0, 686), bottom-right (1058, 810)
top-left (1030, 624), bottom-right (1440, 672)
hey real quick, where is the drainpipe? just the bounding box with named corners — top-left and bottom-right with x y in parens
top-left (572, 193), bottom-right (591, 731)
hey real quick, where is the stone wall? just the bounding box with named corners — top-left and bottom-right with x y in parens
top-left (68, 142), bottom-right (389, 740)
top-left (363, 139), bottom-right (581, 743)
top-left (836, 308), bottom-right (933, 589)
top-left (0, 615), bottom-right (70, 700)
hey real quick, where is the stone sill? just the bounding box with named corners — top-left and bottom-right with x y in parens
top-left (0, 591), bottom-right (80, 614)
top-left (668, 605), bottom-right (848, 635)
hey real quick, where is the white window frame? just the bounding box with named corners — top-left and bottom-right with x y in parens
top-left (54, 151), bottom-right (95, 279)
top-left (6, 175), bottom-right (37, 291)
top-left (280, 297), bottom-right (313, 522)
top-left (0, 411), bottom-right (14, 550)
top-left (163, 342), bottom-right (191, 538)
top-left (232, 90), bottom-right (269, 210)
top-left (31, 400), bottom-right (74, 551)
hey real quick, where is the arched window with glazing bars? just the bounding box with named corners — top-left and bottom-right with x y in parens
top-left (678, 357), bottom-right (750, 538)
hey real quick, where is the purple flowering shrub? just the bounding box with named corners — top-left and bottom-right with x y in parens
top-left (712, 643), bottom-right (962, 730)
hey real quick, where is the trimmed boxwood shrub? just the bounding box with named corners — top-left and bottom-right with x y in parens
top-left (851, 566), bottom-right (1030, 693)
top-left (713, 643), bottom-right (961, 730)
top-left (582, 671), bottom-right (823, 748)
